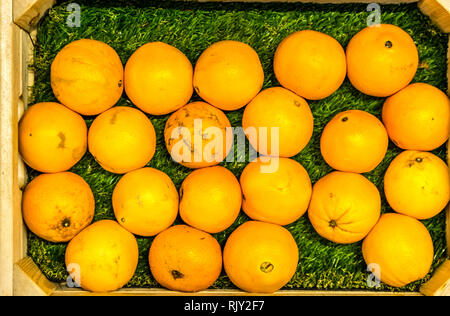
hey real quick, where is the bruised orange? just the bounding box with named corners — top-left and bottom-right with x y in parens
top-left (382, 83), bottom-right (450, 151)
top-left (19, 102), bottom-right (87, 173)
top-left (346, 24), bottom-right (419, 97)
top-left (164, 101), bottom-right (232, 169)
top-left (51, 39), bottom-right (123, 115)
top-left (193, 40), bottom-right (264, 111)
top-left (148, 225), bottom-right (222, 292)
top-left (22, 172), bottom-right (94, 243)
top-left (242, 87), bottom-right (314, 157)
top-left (320, 110), bottom-right (388, 173)
top-left (274, 30), bottom-right (346, 100)
top-left (223, 221), bottom-right (298, 293)
top-left (308, 171), bottom-right (381, 244)
top-left (124, 42), bottom-right (193, 115)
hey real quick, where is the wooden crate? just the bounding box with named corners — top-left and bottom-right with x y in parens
top-left (0, 0), bottom-right (449, 296)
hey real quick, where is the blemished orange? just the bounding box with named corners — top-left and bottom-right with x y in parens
top-left (193, 40), bottom-right (264, 111)
top-left (19, 102), bottom-right (87, 173)
top-left (65, 220), bottom-right (139, 292)
top-left (308, 171), bottom-right (381, 244)
top-left (320, 110), bottom-right (389, 173)
top-left (179, 166), bottom-right (241, 234)
top-left (124, 42), bottom-right (193, 115)
top-left (164, 101), bottom-right (233, 169)
top-left (274, 30), bottom-right (346, 100)
top-left (384, 150), bottom-right (450, 220)
top-left (88, 106), bottom-right (156, 174)
top-left (51, 39), bottom-right (123, 115)
top-left (362, 213), bottom-right (434, 287)
top-left (22, 172), bottom-right (94, 243)
top-left (148, 225), bottom-right (222, 292)
top-left (223, 221), bottom-right (298, 293)
top-left (242, 87), bottom-right (314, 157)
top-left (113, 167), bottom-right (179, 236)
top-left (382, 83), bottom-right (450, 151)
top-left (240, 157), bottom-right (312, 226)
top-left (346, 24), bottom-right (419, 97)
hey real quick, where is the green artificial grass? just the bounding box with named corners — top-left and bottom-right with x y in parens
top-left (28, 0), bottom-right (448, 292)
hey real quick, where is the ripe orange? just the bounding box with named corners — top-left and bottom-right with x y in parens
top-left (274, 30), bottom-right (346, 100)
top-left (308, 171), bottom-right (381, 244)
top-left (384, 150), bottom-right (450, 220)
top-left (240, 157), bottom-right (312, 226)
top-left (193, 40), bottom-right (264, 111)
top-left (51, 39), bottom-right (123, 115)
top-left (242, 87), bottom-right (314, 157)
top-left (65, 220), bottom-right (139, 292)
top-left (88, 106), bottom-right (156, 174)
top-left (124, 42), bottom-right (193, 115)
top-left (113, 167), bottom-right (179, 236)
top-left (148, 225), bottom-right (222, 292)
top-left (19, 102), bottom-right (87, 173)
top-left (179, 166), bottom-right (241, 234)
top-left (362, 213), bottom-right (434, 288)
top-left (346, 24), bottom-right (419, 97)
top-left (382, 83), bottom-right (450, 151)
top-left (22, 172), bottom-right (94, 243)
top-left (164, 101), bottom-right (233, 169)
top-left (223, 221), bottom-right (298, 293)
top-left (320, 110), bottom-right (388, 173)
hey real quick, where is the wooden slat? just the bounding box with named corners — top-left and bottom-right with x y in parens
top-left (419, 0), bottom-right (450, 33)
top-left (13, 257), bottom-right (57, 296)
top-left (13, 0), bottom-right (55, 32)
top-left (420, 260), bottom-right (450, 296)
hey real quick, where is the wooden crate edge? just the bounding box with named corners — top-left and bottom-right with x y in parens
top-left (13, 0), bottom-right (55, 32)
top-left (419, 0), bottom-right (450, 33)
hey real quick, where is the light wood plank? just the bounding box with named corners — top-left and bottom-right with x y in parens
top-left (13, 0), bottom-right (55, 32)
top-left (420, 260), bottom-right (450, 296)
top-left (13, 257), bottom-right (57, 296)
top-left (419, 0), bottom-right (450, 32)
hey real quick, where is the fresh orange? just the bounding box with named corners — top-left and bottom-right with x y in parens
top-left (384, 150), bottom-right (449, 220)
top-left (65, 220), bottom-right (139, 292)
top-left (88, 106), bottom-right (156, 174)
top-left (240, 157), bottom-right (312, 225)
top-left (308, 171), bottom-right (381, 244)
top-left (22, 172), bottom-right (94, 243)
top-left (362, 213), bottom-right (434, 287)
top-left (179, 166), bottom-right (241, 233)
top-left (193, 40), bottom-right (264, 111)
top-left (164, 101), bottom-right (232, 168)
top-left (113, 167), bottom-right (179, 236)
top-left (124, 42), bottom-right (193, 115)
top-left (223, 221), bottom-right (298, 293)
top-left (274, 30), bottom-right (346, 100)
top-left (19, 102), bottom-right (87, 173)
top-left (148, 225), bottom-right (222, 292)
top-left (382, 83), bottom-right (450, 151)
top-left (346, 24), bottom-right (419, 97)
top-left (320, 110), bottom-right (388, 173)
top-left (242, 87), bottom-right (314, 157)
top-left (51, 39), bottom-right (123, 115)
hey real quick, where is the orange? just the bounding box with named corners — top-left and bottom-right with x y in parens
top-left (148, 225), bottom-right (222, 292)
top-left (88, 106), bottom-right (156, 174)
top-left (19, 102), bottom-right (87, 173)
top-left (22, 172), bottom-right (94, 243)
top-left (362, 213), bottom-right (434, 287)
top-left (320, 110), bottom-right (388, 173)
top-left (274, 30), bottom-right (346, 100)
top-left (193, 40), bottom-right (264, 111)
top-left (384, 150), bottom-right (449, 220)
top-left (51, 39), bottom-right (123, 115)
top-left (179, 166), bottom-right (241, 233)
top-left (240, 157), bottom-right (312, 225)
top-left (308, 171), bottom-right (381, 244)
top-left (346, 24), bottom-right (418, 97)
top-left (223, 221), bottom-right (298, 293)
top-left (113, 167), bottom-right (179, 236)
top-left (65, 220), bottom-right (139, 292)
top-left (164, 101), bottom-right (232, 168)
top-left (382, 83), bottom-right (450, 151)
top-left (124, 42), bottom-right (193, 115)
top-left (242, 87), bottom-right (314, 157)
